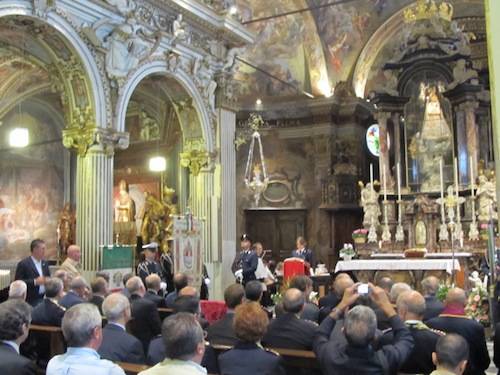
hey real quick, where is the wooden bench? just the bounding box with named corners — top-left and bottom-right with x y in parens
top-left (158, 307), bottom-right (174, 320)
top-left (29, 324), bottom-right (65, 358)
top-left (117, 361), bottom-right (149, 375)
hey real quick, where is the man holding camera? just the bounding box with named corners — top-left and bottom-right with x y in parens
top-left (313, 283), bottom-right (414, 375)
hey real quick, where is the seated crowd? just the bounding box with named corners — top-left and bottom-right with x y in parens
top-left (0, 239), bottom-right (497, 375)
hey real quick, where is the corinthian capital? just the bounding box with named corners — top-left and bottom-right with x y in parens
top-left (63, 127), bottom-right (129, 156)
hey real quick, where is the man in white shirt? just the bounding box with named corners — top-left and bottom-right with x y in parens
top-left (46, 303), bottom-right (125, 375)
top-left (139, 312), bottom-right (206, 375)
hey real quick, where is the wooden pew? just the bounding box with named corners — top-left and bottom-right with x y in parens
top-left (29, 324), bottom-right (65, 358)
top-left (117, 361), bottom-right (149, 375)
top-left (158, 307), bottom-right (173, 321)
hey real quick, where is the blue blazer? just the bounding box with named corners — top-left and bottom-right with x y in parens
top-left (98, 323), bottom-right (145, 364)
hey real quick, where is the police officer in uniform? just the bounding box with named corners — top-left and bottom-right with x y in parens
top-left (159, 250), bottom-right (174, 294)
top-left (238, 234), bottom-right (258, 285)
top-left (232, 234), bottom-right (255, 284)
top-left (137, 243), bottom-right (163, 287)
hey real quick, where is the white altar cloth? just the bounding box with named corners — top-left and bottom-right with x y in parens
top-left (335, 259), bottom-right (460, 274)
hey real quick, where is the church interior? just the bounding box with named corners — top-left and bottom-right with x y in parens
top-left (0, 0), bottom-right (500, 373)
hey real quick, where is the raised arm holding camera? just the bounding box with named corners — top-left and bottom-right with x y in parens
top-left (313, 283), bottom-right (414, 375)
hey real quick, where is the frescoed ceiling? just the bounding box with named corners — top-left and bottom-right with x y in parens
top-left (232, 0), bottom-right (486, 105)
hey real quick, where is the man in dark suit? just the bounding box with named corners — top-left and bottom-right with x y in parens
top-left (291, 236), bottom-right (314, 268)
top-left (145, 274), bottom-right (165, 307)
top-left (0, 299), bottom-right (37, 374)
top-left (263, 288), bottom-right (318, 350)
top-left (379, 290), bottom-right (443, 374)
top-left (314, 283), bottom-right (414, 375)
top-left (60, 276), bottom-right (89, 309)
top-left (89, 276), bottom-right (108, 314)
top-left (427, 287), bottom-right (490, 375)
top-left (31, 277), bottom-right (66, 326)
top-left (422, 276), bottom-right (445, 321)
top-left (164, 272), bottom-right (188, 308)
top-left (98, 292), bottom-right (145, 364)
top-left (289, 275), bottom-right (319, 323)
top-left (126, 276), bottom-right (162, 353)
top-left (207, 283), bottom-right (245, 346)
top-left (14, 239), bottom-right (51, 306)
top-left (319, 274), bottom-right (354, 322)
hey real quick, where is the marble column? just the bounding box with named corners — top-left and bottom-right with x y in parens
top-left (376, 111), bottom-right (394, 188)
top-left (461, 101), bottom-right (479, 182)
top-left (486, 0), bottom-right (500, 230)
top-left (75, 144), bottom-right (113, 273)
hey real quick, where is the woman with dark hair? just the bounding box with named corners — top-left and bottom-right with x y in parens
top-left (218, 302), bottom-right (285, 375)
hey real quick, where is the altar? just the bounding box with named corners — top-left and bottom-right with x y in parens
top-left (336, 255), bottom-right (463, 289)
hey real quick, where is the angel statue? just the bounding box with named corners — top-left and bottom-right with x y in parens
top-left (477, 174), bottom-right (497, 222)
top-left (82, 16), bottom-right (161, 80)
top-left (359, 181), bottom-right (381, 229)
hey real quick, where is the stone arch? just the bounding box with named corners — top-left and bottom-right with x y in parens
top-left (115, 59), bottom-right (215, 153)
top-left (0, 0), bottom-right (107, 128)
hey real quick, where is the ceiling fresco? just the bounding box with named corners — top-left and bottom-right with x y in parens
top-left (233, 0), bottom-right (485, 103)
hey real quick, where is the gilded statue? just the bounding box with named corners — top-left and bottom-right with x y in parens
top-left (358, 181), bottom-right (381, 228)
top-left (477, 174), bottom-right (497, 222)
top-left (115, 179), bottom-right (136, 222)
top-left (436, 185), bottom-right (465, 223)
top-left (57, 203), bottom-right (76, 256)
top-left (141, 186), bottom-right (178, 253)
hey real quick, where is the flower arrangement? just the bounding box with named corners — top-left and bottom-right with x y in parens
top-left (340, 243), bottom-right (356, 260)
top-left (436, 283), bottom-right (450, 302)
top-left (352, 229), bottom-right (368, 244)
top-left (480, 223), bottom-right (489, 240)
top-left (465, 284), bottom-right (489, 325)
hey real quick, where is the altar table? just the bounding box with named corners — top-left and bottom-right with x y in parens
top-left (335, 258), bottom-right (461, 289)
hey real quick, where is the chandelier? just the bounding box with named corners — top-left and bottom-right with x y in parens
top-left (244, 114), bottom-right (269, 206)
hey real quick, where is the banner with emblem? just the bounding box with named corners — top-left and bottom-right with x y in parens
top-left (100, 245), bottom-right (134, 289)
top-left (172, 212), bottom-right (203, 290)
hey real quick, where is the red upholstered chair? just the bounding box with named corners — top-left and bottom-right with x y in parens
top-left (200, 300), bottom-right (227, 324)
top-left (284, 258), bottom-right (308, 281)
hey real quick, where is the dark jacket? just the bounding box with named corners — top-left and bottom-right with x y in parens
top-left (0, 343), bottom-right (36, 375)
top-left (129, 294), bottom-right (162, 353)
top-left (427, 314), bottom-right (490, 375)
top-left (145, 290), bottom-right (165, 308)
top-left (241, 250), bottom-right (258, 284)
top-left (314, 314), bottom-right (414, 375)
top-left (60, 290), bottom-right (85, 309)
top-left (89, 295), bottom-right (105, 314)
top-left (31, 299), bottom-right (65, 326)
top-left (231, 251), bottom-right (243, 274)
top-left (206, 312), bottom-right (238, 346)
top-left (493, 322), bottom-right (500, 374)
top-left (137, 260), bottom-right (162, 285)
top-left (14, 256), bottom-right (50, 305)
top-left (423, 296), bottom-right (445, 321)
top-left (291, 248), bottom-right (315, 267)
top-left (164, 291), bottom-right (178, 308)
top-left (378, 321), bottom-right (442, 375)
top-left (147, 336), bottom-right (218, 373)
top-left (262, 312), bottom-right (317, 350)
top-left (218, 341), bottom-right (285, 375)
top-left (319, 293), bottom-right (340, 309)
top-left (301, 302), bottom-right (319, 323)
top-left (98, 323), bottom-right (145, 364)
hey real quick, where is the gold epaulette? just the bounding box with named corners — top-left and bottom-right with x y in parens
top-left (430, 328), bottom-right (446, 336)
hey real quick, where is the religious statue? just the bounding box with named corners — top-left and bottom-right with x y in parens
top-left (139, 110), bottom-right (160, 141)
top-left (83, 16), bottom-right (161, 80)
top-left (57, 203), bottom-right (76, 256)
top-left (115, 180), bottom-right (136, 223)
top-left (172, 14), bottom-right (190, 44)
top-left (447, 59), bottom-right (478, 90)
top-left (376, 70), bottom-right (399, 96)
top-left (477, 174), bottom-right (497, 222)
top-left (359, 181), bottom-right (381, 228)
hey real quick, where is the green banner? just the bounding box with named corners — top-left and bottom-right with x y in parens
top-left (102, 245), bottom-right (134, 270)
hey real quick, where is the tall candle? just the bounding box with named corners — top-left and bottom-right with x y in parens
top-left (469, 156), bottom-right (474, 198)
top-left (454, 157), bottom-right (459, 197)
top-left (370, 163), bottom-right (374, 191)
top-left (440, 158), bottom-right (445, 220)
top-left (397, 163), bottom-right (402, 201)
top-left (382, 166), bottom-right (387, 201)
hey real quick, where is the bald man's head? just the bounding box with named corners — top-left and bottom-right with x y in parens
top-left (67, 245), bottom-right (81, 262)
top-left (334, 275), bottom-right (354, 298)
top-left (282, 288), bottom-right (305, 314)
top-left (397, 290), bottom-right (426, 320)
top-left (179, 286), bottom-right (197, 298)
top-left (445, 288), bottom-right (467, 307)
